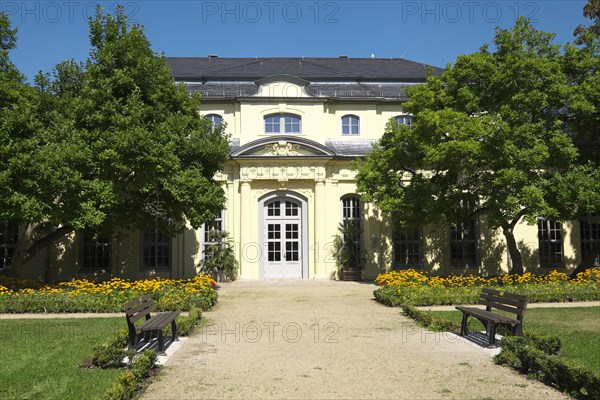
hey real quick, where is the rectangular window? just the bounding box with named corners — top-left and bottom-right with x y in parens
top-left (0, 221), bottom-right (18, 270)
top-left (342, 115), bottom-right (359, 135)
top-left (538, 219), bottom-right (564, 267)
top-left (81, 232), bottom-right (111, 271)
top-left (449, 219), bottom-right (478, 268)
top-left (341, 196), bottom-right (362, 257)
top-left (265, 115), bottom-right (280, 133)
top-left (392, 227), bottom-right (423, 269)
top-left (141, 225), bottom-right (171, 270)
top-left (580, 218), bottom-right (600, 266)
top-left (202, 210), bottom-right (224, 260)
top-left (284, 115), bottom-right (301, 133)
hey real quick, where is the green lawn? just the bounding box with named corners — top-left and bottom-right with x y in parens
top-left (0, 318), bottom-right (123, 400)
top-left (430, 307), bottom-right (600, 372)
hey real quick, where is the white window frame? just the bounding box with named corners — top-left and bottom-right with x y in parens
top-left (394, 115), bottom-right (413, 127)
top-left (538, 218), bottom-right (564, 267)
top-left (264, 113), bottom-right (301, 134)
top-left (341, 115), bottom-right (360, 135)
top-left (201, 209), bottom-right (225, 260)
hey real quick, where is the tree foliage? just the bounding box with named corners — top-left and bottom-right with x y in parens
top-left (574, 0), bottom-right (600, 40)
top-left (0, 7), bottom-right (230, 278)
top-left (356, 18), bottom-right (594, 274)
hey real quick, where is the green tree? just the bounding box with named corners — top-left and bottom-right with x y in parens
top-left (562, 1), bottom-right (600, 276)
top-left (356, 18), bottom-right (587, 275)
top-left (574, 0), bottom-right (600, 40)
top-left (2, 7), bottom-right (230, 278)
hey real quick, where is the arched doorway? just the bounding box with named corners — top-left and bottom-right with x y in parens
top-left (258, 191), bottom-right (308, 278)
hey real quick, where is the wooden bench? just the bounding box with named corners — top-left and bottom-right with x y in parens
top-left (455, 288), bottom-right (528, 346)
top-left (124, 294), bottom-right (180, 354)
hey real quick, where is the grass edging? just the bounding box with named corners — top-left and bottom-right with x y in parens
top-left (398, 303), bottom-right (599, 400)
top-left (494, 336), bottom-right (600, 400)
top-left (89, 308), bottom-right (204, 399)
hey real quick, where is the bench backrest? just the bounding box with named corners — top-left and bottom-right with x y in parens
top-left (478, 288), bottom-right (529, 320)
top-left (124, 294), bottom-right (156, 324)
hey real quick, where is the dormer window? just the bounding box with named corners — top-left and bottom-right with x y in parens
top-left (264, 113), bottom-right (301, 134)
top-left (205, 114), bottom-right (223, 128)
top-left (341, 115), bottom-right (360, 135)
top-left (395, 115), bottom-right (412, 127)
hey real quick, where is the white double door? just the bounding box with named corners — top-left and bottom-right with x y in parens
top-left (263, 198), bottom-right (303, 278)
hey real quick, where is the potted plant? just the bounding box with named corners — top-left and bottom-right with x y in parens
top-left (199, 230), bottom-right (238, 282)
top-left (331, 221), bottom-right (366, 281)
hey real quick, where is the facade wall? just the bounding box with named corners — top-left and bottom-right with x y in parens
top-left (9, 76), bottom-right (590, 281)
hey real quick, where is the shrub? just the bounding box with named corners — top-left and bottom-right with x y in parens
top-left (92, 329), bottom-right (129, 368)
top-left (495, 336), bottom-right (600, 400)
top-left (0, 274), bottom-right (218, 313)
top-left (101, 370), bottom-right (138, 400)
top-left (373, 268), bottom-right (600, 307)
top-left (401, 304), bottom-right (461, 332)
top-left (130, 350), bottom-right (157, 380)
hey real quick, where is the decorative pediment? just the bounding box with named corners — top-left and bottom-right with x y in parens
top-left (264, 142), bottom-right (302, 156)
top-left (254, 75), bottom-right (311, 98)
top-left (231, 136), bottom-right (335, 158)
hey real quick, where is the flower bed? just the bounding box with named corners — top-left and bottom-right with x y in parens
top-left (0, 275), bottom-right (218, 313)
top-left (374, 268), bottom-right (600, 306)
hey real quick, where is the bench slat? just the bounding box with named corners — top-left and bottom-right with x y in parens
top-left (128, 303), bottom-right (157, 324)
top-left (124, 294), bottom-right (152, 310)
top-left (457, 306), bottom-right (518, 324)
top-left (478, 299), bottom-right (525, 316)
top-left (480, 292), bottom-right (527, 309)
top-left (139, 312), bottom-right (179, 332)
top-left (126, 299), bottom-right (154, 317)
top-left (481, 288), bottom-right (528, 302)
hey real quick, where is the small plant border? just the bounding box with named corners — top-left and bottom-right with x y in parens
top-left (85, 308), bottom-right (204, 400)
top-left (398, 304), bottom-right (600, 400)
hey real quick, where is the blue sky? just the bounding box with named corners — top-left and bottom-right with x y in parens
top-left (3, 0), bottom-right (589, 81)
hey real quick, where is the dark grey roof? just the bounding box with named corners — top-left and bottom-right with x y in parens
top-left (227, 137), bottom-right (375, 158)
top-left (325, 139), bottom-right (376, 157)
top-left (166, 57), bottom-right (443, 82)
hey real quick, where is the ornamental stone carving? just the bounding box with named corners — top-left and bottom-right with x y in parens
top-left (264, 141), bottom-right (301, 156)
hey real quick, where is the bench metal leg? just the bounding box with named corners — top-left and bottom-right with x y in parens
top-left (460, 313), bottom-right (469, 336)
top-left (488, 324), bottom-right (497, 347)
top-left (157, 330), bottom-right (165, 355)
top-left (171, 320), bottom-right (178, 342)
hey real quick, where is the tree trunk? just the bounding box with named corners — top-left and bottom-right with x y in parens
top-left (570, 240), bottom-right (600, 279)
top-left (503, 225), bottom-right (523, 275)
top-left (9, 224), bottom-right (74, 280)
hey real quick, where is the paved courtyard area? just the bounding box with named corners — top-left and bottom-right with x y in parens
top-left (142, 280), bottom-right (571, 399)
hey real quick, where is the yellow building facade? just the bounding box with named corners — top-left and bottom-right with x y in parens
top-left (8, 57), bottom-right (598, 281)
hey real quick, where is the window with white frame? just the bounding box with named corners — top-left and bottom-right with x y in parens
top-left (264, 113), bottom-right (301, 133)
top-left (205, 114), bottom-right (223, 128)
top-left (0, 221), bottom-right (18, 270)
top-left (449, 219), bottom-right (479, 268)
top-left (392, 227), bottom-right (423, 269)
top-left (340, 195), bottom-right (362, 256)
top-left (202, 209), bottom-right (225, 260)
top-left (538, 218), bottom-right (564, 267)
top-left (80, 231), bottom-right (111, 271)
top-left (141, 224), bottom-right (171, 270)
top-left (580, 216), bottom-right (600, 266)
top-left (341, 115), bottom-right (360, 135)
top-left (395, 115), bottom-right (412, 127)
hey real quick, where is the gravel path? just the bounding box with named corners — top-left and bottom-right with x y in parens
top-left (141, 280), bottom-right (571, 400)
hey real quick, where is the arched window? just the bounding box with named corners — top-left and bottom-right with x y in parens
top-left (264, 113), bottom-right (301, 133)
top-left (205, 114), bottom-right (223, 128)
top-left (341, 115), bottom-right (360, 135)
top-left (394, 115), bottom-right (412, 127)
